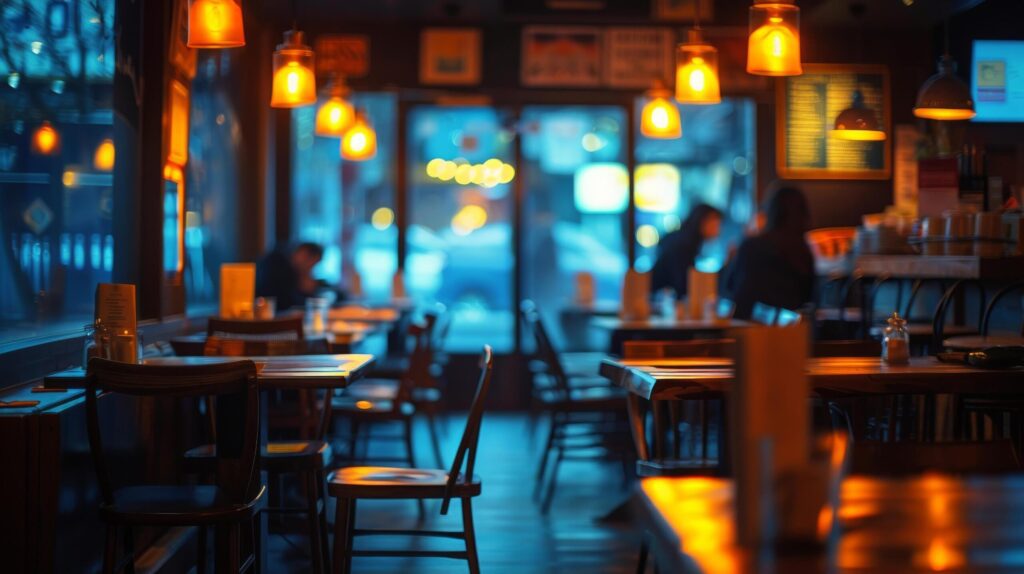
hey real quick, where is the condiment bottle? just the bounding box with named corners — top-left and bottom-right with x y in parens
top-left (882, 312), bottom-right (910, 365)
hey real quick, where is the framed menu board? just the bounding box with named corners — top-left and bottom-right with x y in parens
top-left (776, 64), bottom-right (891, 180)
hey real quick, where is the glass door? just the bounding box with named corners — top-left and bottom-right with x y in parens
top-left (519, 105), bottom-right (630, 350)
top-left (405, 106), bottom-right (517, 352)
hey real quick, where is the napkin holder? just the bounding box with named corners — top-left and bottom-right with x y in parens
top-left (731, 323), bottom-right (811, 547)
top-left (220, 263), bottom-right (256, 319)
top-left (687, 268), bottom-right (717, 320)
top-left (574, 272), bottom-right (596, 307)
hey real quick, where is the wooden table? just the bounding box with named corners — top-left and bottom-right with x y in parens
top-left (854, 254), bottom-right (1024, 280)
top-left (43, 354), bottom-right (376, 390)
top-left (591, 317), bottom-right (749, 354)
top-left (169, 328), bottom-right (372, 355)
top-left (636, 474), bottom-right (1024, 573)
top-left (602, 356), bottom-right (1024, 400)
top-left (944, 334), bottom-right (1024, 351)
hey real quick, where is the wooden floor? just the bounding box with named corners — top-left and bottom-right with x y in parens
top-left (266, 413), bottom-right (641, 573)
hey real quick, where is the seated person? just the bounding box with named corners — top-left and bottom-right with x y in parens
top-left (721, 186), bottom-right (814, 321)
top-left (255, 242), bottom-right (327, 311)
top-left (649, 204), bottom-right (723, 299)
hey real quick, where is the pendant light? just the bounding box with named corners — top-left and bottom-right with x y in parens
top-left (831, 90), bottom-right (886, 141)
top-left (315, 76), bottom-right (356, 137)
top-left (640, 81), bottom-right (682, 139)
top-left (913, 5), bottom-right (974, 121)
top-left (31, 121), bottom-right (59, 155)
top-left (675, 0), bottom-right (720, 105)
top-left (94, 138), bottom-right (116, 170)
top-left (831, 4), bottom-right (885, 141)
top-left (271, 29), bottom-right (316, 108)
top-left (341, 110), bottom-right (377, 161)
top-left (187, 0), bottom-right (245, 48)
top-left (747, 0), bottom-right (802, 77)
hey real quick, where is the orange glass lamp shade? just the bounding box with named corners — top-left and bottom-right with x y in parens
top-left (315, 83), bottom-right (355, 137)
top-left (94, 138), bottom-right (116, 170)
top-left (913, 55), bottom-right (976, 121)
top-left (341, 112), bottom-right (377, 161)
top-left (641, 83), bottom-right (682, 139)
top-left (830, 91), bottom-right (886, 141)
top-left (270, 30), bottom-right (316, 108)
top-left (675, 29), bottom-right (721, 105)
top-left (31, 121), bottom-right (60, 155)
top-left (187, 0), bottom-right (245, 48)
top-left (747, 1), bottom-right (802, 77)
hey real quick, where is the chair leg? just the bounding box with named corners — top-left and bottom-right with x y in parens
top-left (317, 472), bottom-right (331, 571)
top-left (332, 498), bottom-right (356, 574)
top-left (197, 525), bottom-right (208, 574)
top-left (122, 527), bottom-right (136, 574)
top-left (636, 538), bottom-right (649, 574)
top-left (305, 471), bottom-right (325, 574)
top-left (541, 446), bottom-right (564, 514)
top-left (533, 416), bottom-right (558, 500)
top-left (215, 523), bottom-right (241, 573)
top-left (102, 525), bottom-right (118, 574)
top-left (426, 411), bottom-right (445, 469)
top-left (403, 417), bottom-right (417, 468)
top-left (461, 498), bottom-right (481, 574)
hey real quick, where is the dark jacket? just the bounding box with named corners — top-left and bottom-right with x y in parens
top-left (649, 204), bottom-right (720, 297)
top-left (722, 231), bottom-right (815, 320)
top-left (255, 247), bottom-right (305, 311)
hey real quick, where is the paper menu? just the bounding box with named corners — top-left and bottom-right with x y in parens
top-left (687, 268), bottom-right (718, 320)
top-left (220, 263), bottom-right (256, 319)
top-left (574, 272), bottom-right (595, 306)
top-left (94, 283), bottom-right (137, 333)
top-left (619, 269), bottom-right (651, 320)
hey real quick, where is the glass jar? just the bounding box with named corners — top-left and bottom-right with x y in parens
top-left (882, 312), bottom-right (910, 365)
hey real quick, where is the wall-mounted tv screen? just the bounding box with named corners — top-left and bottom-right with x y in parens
top-left (972, 40), bottom-right (1024, 122)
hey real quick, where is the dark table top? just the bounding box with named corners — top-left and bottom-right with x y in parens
top-left (591, 317), bottom-right (750, 332)
top-left (43, 354), bottom-right (375, 390)
top-left (636, 474), bottom-right (1024, 573)
top-left (601, 356), bottom-right (1024, 400)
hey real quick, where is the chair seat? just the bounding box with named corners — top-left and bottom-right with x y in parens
top-left (536, 384), bottom-right (626, 411)
top-left (344, 379), bottom-right (400, 400)
top-left (101, 484), bottom-right (265, 526)
top-left (331, 395), bottom-right (415, 418)
top-left (185, 441), bottom-right (333, 472)
top-left (636, 459), bottom-right (720, 478)
top-left (327, 466), bottom-right (481, 499)
top-left (366, 357), bottom-right (409, 380)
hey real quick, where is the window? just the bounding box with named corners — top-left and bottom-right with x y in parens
top-left (633, 98), bottom-right (757, 274)
top-left (291, 92), bottom-right (397, 302)
top-left (0, 0), bottom-right (116, 344)
top-left (405, 106), bottom-right (516, 352)
top-left (520, 105), bottom-right (629, 349)
top-left (185, 51), bottom-right (243, 312)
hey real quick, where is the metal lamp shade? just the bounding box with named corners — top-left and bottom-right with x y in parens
top-left (914, 56), bottom-right (976, 121)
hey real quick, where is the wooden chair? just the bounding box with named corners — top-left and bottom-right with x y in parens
top-left (522, 304), bottom-right (630, 514)
top-left (188, 336), bottom-right (333, 573)
top-left (208, 315), bottom-right (305, 339)
top-left (330, 322), bottom-right (432, 468)
top-left (342, 312), bottom-right (447, 468)
top-left (328, 346), bottom-right (495, 574)
top-left (85, 358), bottom-right (266, 574)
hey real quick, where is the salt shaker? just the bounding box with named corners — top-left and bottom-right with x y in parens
top-left (882, 312), bottom-right (910, 365)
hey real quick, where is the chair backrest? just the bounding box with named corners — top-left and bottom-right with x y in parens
top-left (204, 335), bottom-right (315, 357)
top-left (623, 339), bottom-right (735, 359)
top-left (932, 279), bottom-right (987, 352)
top-left (520, 304), bottom-right (570, 392)
top-left (396, 322), bottom-right (432, 403)
top-left (441, 346), bottom-right (494, 514)
top-left (981, 280), bottom-right (1024, 336)
top-left (207, 315), bottom-right (305, 339)
top-left (813, 339), bottom-right (882, 358)
top-left (85, 358), bottom-right (261, 506)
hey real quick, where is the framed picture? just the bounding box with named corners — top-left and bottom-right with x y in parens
top-left (316, 35), bottom-right (370, 78)
top-left (653, 0), bottom-right (714, 22)
top-left (420, 28), bottom-right (481, 85)
top-left (776, 64), bottom-right (891, 180)
top-left (168, 0), bottom-right (197, 79)
top-left (521, 26), bottom-right (603, 87)
top-left (603, 27), bottom-right (674, 88)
